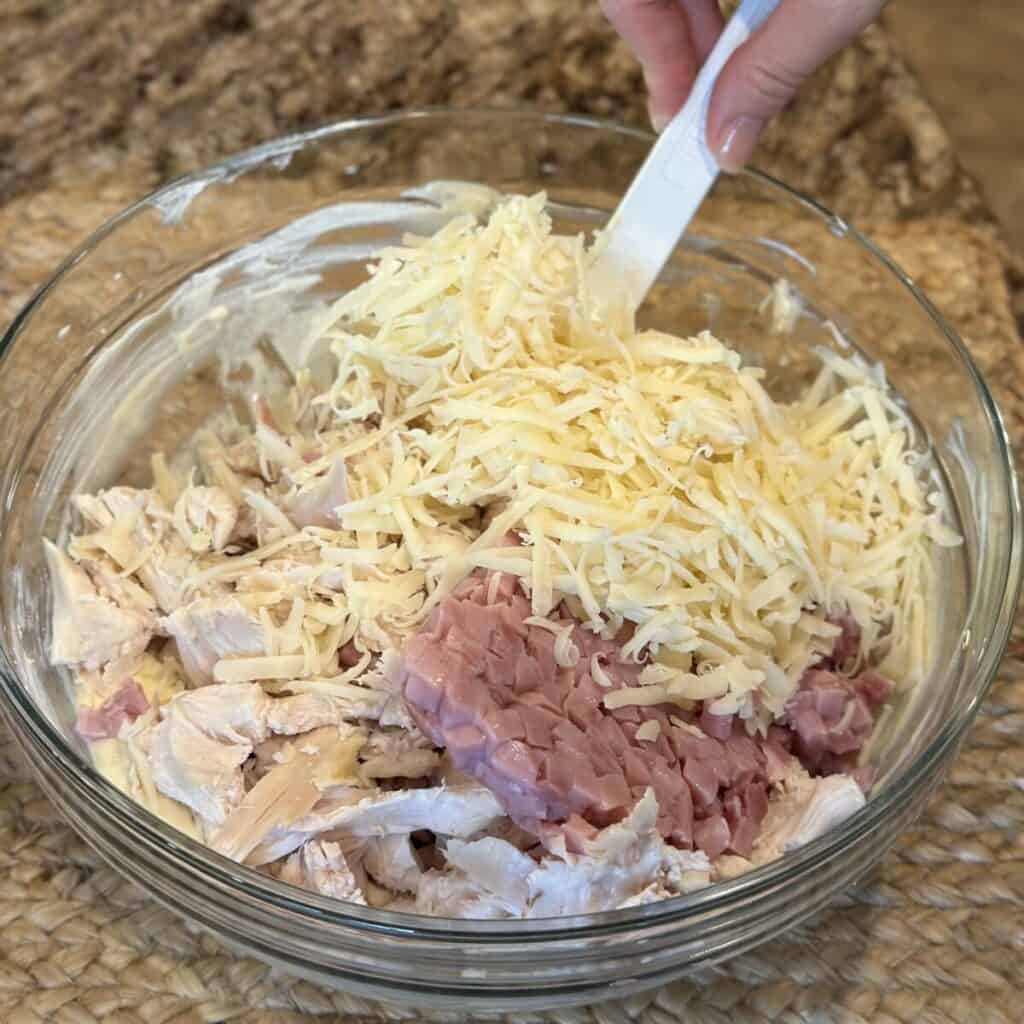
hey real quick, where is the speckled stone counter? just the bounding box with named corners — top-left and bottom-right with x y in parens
top-left (0, 3), bottom-right (1022, 1022)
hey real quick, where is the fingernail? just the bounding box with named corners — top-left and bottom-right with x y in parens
top-left (648, 103), bottom-right (670, 135)
top-left (717, 116), bottom-right (764, 173)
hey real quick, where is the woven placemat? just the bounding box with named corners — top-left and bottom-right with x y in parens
top-left (1, 171), bottom-right (1022, 1024)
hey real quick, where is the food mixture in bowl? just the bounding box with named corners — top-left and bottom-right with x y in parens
top-left (44, 191), bottom-right (960, 918)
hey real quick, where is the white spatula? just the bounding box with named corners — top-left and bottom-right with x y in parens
top-left (590, 0), bottom-right (780, 308)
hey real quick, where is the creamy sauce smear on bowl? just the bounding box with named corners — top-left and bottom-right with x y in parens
top-left (44, 191), bottom-right (960, 917)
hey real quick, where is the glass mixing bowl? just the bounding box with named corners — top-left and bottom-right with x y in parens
top-left (0, 110), bottom-right (1019, 1011)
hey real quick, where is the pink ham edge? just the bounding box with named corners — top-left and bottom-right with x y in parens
top-left (76, 679), bottom-right (150, 740)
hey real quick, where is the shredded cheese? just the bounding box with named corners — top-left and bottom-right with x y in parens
top-left (635, 719), bottom-right (662, 743)
top-left (161, 192), bottom-right (956, 724)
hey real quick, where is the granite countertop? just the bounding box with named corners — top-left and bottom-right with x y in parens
top-left (0, 3), bottom-right (1022, 1023)
top-left (1, 0), bottom-right (1019, 320)
top-left (0, 0), bottom-right (997, 221)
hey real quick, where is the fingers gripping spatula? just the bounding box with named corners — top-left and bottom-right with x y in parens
top-left (589, 0), bottom-right (781, 309)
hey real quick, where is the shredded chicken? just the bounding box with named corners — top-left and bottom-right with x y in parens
top-left (162, 597), bottom-right (265, 685)
top-left (173, 484), bottom-right (237, 553)
top-left (352, 834), bottom-right (424, 895)
top-left (286, 452), bottom-right (348, 528)
top-left (278, 840), bottom-right (367, 903)
top-left (44, 541), bottom-right (153, 670)
top-left (73, 487), bottom-right (196, 613)
top-left (249, 783), bottom-right (505, 865)
top-left (433, 790), bottom-right (710, 918)
top-left (358, 728), bottom-right (439, 782)
top-left (211, 752), bottom-right (322, 862)
top-left (133, 682), bottom-right (365, 829)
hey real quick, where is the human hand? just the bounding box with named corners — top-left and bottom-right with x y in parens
top-left (601, 0), bottom-right (887, 171)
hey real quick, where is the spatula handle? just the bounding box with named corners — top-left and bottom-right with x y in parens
top-left (591, 0), bottom-right (781, 307)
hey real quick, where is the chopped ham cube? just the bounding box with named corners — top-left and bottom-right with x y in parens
top-left (76, 680), bottom-right (151, 740)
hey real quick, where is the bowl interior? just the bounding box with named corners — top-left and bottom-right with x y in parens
top-left (0, 111), bottom-right (1013, 935)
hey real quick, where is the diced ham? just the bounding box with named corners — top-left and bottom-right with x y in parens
top-left (76, 680), bottom-right (151, 740)
top-left (338, 641), bottom-right (362, 669)
top-left (692, 815), bottom-right (730, 860)
top-left (783, 666), bottom-right (892, 775)
top-left (699, 708), bottom-right (735, 741)
top-left (401, 572), bottom-right (893, 862)
top-left (401, 570), bottom-right (797, 858)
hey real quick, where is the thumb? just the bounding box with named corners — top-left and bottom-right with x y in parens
top-left (707, 0), bottom-right (886, 172)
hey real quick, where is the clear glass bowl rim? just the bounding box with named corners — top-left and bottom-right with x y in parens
top-left (0, 106), bottom-right (1020, 941)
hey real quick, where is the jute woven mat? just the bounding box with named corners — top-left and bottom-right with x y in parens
top-left (1, 172), bottom-right (1022, 1024)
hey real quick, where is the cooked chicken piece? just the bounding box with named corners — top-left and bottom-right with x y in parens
top-left (74, 486), bottom-right (196, 613)
top-left (249, 783), bottom-right (505, 865)
top-left (264, 653), bottom-right (413, 727)
top-left (415, 870), bottom-right (515, 920)
top-left (439, 790), bottom-right (711, 918)
top-left (278, 840), bottom-right (366, 904)
top-left (162, 596), bottom-right (265, 685)
top-left (250, 733), bottom-right (298, 785)
top-left (276, 681), bottom-right (399, 724)
top-left (44, 541), bottom-right (153, 671)
top-left (196, 431), bottom-right (246, 503)
top-left (286, 452), bottom-right (348, 528)
top-left (78, 554), bottom-right (157, 618)
top-left (62, 554), bottom-right (158, 680)
top-left (762, 770), bottom-right (866, 853)
top-left (137, 682), bottom-right (367, 828)
top-left (358, 728), bottom-right (439, 782)
top-left (350, 834), bottom-right (424, 895)
top-left (211, 753), bottom-right (322, 862)
top-left (373, 649), bottom-right (423, 730)
top-left (74, 486), bottom-right (160, 534)
top-left (224, 435), bottom-right (263, 479)
top-left (227, 480), bottom-right (269, 545)
top-left (434, 837), bottom-right (534, 917)
top-left (253, 725), bottom-right (366, 790)
top-left (475, 816), bottom-right (541, 851)
top-left (140, 704), bottom-right (251, 826)
top-left (244, 484), bottom-right (298, 539)
top-left (137, 538), bottom-right (196, 615)
top-left (173, 485), bottom-right (237, 553)
top-left (264, 693), bottom-right (364, 736)
top-left (618, 842), bottom-right (719, 906)
top-left (312, 731), bottom-right (368, 789)
top-left (84, 700), bottom-right (201, 840)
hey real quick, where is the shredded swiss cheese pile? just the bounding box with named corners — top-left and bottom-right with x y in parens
top-left (194, 192), bottom-right (959, 727)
